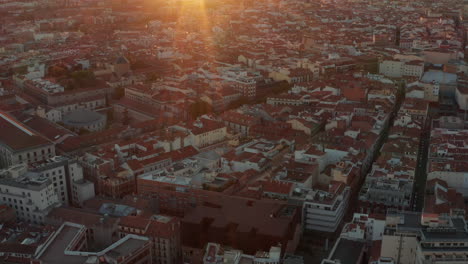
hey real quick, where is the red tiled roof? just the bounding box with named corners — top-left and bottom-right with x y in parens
top-left (261, 180), bottom-right (293, 195)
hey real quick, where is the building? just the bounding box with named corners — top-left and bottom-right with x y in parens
top-left (0, 163), bottom-right (61, 224)
top-left (427, 128), bottom-right (468, 196)
top-left (46, 207), bottom-right (121, 249)
top-left (341, 213), bottom-right (386, 242)
top-left (30, 156), bottom-right (94, 206)
top-left (359, 166), bottom-right (414, 214)
top-left (380, 210), bottom-right (422, 264)
top-left (415, 217), bottom-right (468, 264)
top-left (0, 111), bottom-right (55, 168)
top-left (113, 56), bottom-right (131, 77)
top-left (427, 161), bottom-right (468, 197)
top-left (220, 110), bottom-right (259, 137)
top-left (380, 210), bottom-right (468, 264)
top-left (36, 222), bottom-right (153, 264)
top-left (379, 60), bottom-right (424, 79)
top-left (119, 214), bottom-right (182, 264)
top-left (423, 178), bottom-right (466, 219)
top-left (203, 242), bottom-right (281, 264)
top-left (63, 109), bottom-right (107, 132)
top-left (420, 71), bottom-right (458, 98)
top-left (398, 98), bottom-right (429, 122)
top-left (299, 181), bottom-right (350, 233)
top-left (0, 222), bottom-right (57, 263)
top-left (22, 79), bottom-right (110, 109)
top-left (321, 238), bottom-right (366, 264)
top-left (455, 86), bottom-right (468, 111)
top-left (0, 204), bottom-right (15, 223)
top-left (181, 196), bottom-right (301, 256)
top-left (172, 117), bottom-right (227, 149)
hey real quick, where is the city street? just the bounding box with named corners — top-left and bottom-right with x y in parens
top-left (412, 118), bottom-right (431, 211)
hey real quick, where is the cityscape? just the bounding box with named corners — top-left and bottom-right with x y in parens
top-left (0, 0), bottom-right (467, 263)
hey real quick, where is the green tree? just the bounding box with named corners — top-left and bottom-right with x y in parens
top-left (70, 70), bottom-right (96, 88)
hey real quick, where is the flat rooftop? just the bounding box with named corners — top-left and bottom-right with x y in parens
top-left (329, 238), bottom-right (365, 264)
top-left (39, 224), bottom-right (86, 264)
top-left (105, 237), bottom-right (147, 259)
top-left (38, 223), bottom-right (149, 264)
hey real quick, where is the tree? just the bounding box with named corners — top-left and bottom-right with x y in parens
top-left (70, 70), bottom-right (96, 88)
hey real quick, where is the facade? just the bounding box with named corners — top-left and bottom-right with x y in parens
top-left (0, 204), bottom-right (15, 223)
top-left (221, 110), bottom-right (259, 137)
top-left (0, 164), bottom-right (61, 224)
top-left (63, 109), bottom-right (107, 132)
top-left (118, 214), bottom-right (182, 264)
top-left (455, 86), bottom-right (468, 110)
top-left (36, 222), bottom-right (152, 264)
top-left (380, 210), bottom-right (468, 264)
top-left (398, 98), bottom-right (429, 122)
top-left (203, 242), bottom-right (281, 264)
top-left (359, 169), bottom-right (414, 214)
top-left (301, 182), bottom-right (350, 233)
top-left (427, 161), bottom-right (468, 197)
top-left (379, 60), bottom-right (424, 79)
top-left (172, 117), bottom-right (227, 149)
top-left (30, 156), bottom-right (95, 206)
top-left (428, 128), bottom-right (468, 197)
top-left (415, 218), bottom-right (468, 264)
top-left (0, 111), bottom-right (55, 168)
top-left (23, 78), bottom-right (112, 106)
top-left (380, 211), bottom-right (422, 264)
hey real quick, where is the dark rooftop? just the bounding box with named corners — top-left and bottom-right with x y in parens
top-left (329, 238), bottom-right (365, 264)
top-left (0, 112), bottom-right (52, 151)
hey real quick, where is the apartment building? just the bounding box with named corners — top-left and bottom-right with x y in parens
top-left (0, 163), bottom-right (61, 224)
top-left (30, 156), bottom-right (94, 206)
top-left (379, 60), bottom-right (424, 79)
top-left (119, 214), bottom-right (182, 264)
top-left (300, 181), bottom-right (350, 233)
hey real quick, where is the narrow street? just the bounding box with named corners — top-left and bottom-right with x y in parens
top-left (412, 117), bottom-right (431, 211)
